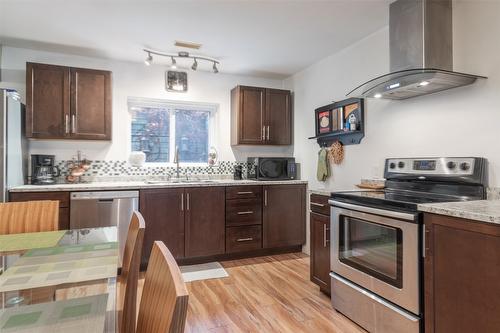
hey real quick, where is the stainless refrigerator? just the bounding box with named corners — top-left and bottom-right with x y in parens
top-left (0, 89), bottom-right (28, 202)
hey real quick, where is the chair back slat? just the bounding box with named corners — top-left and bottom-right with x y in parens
top-left (118, 211), bottom-right (145, 333)
top-left (136, 241), bottom-right (189, 333)
top-left (0, 200), bottom-right (59, 234)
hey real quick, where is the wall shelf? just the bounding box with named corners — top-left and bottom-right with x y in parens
top-left (310, 98), bottom-right (364, 147)
top-left (308, 130), bottom-right (365, 146)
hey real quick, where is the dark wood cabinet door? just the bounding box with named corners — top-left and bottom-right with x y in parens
top-left (26, 63), bottom-right (70, 138)
top-left (310, 212), bottom-right (330, 293)
top-left (265, 89), bottom-right (291, 145)
top-left (139, 188), bottom-right (185, 265)
top-left (185, 187), bottom-right (225, 257)
top-left (263, 184), bottom-right (306, 248)
top-left (9, 191), bottom-right (70, 230)
top-left (234, 86), bottom-right (265, 144)
top-left (70, 67), bottom-right (112, 140)
top-left (424, 213), bottom-right (500, 333)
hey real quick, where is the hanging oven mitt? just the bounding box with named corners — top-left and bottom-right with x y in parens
top-left (317, 148), bottom-right (330, 182)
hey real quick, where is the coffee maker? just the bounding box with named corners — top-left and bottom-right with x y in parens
top-left (31, 154), bottom-right (60, 185)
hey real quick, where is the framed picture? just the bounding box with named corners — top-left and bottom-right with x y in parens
top-left (166, 71), bottom-right (188, 92)
top-left (315, 107), bottom-right (332, 136)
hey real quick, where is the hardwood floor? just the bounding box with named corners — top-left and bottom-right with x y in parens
top-left (139, 252), bottom-right (365, 333)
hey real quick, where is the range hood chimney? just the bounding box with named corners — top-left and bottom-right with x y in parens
top-left (347, 0), bottom-right (486, 100)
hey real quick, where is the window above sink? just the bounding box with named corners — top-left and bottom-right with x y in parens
top-left (128, 97), bottom-right (217, 165)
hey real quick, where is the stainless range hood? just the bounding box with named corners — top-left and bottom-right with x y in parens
top-left (347, 0), bottom-right (486, 100)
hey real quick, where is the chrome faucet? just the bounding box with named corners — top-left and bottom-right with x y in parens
top-left (173, 146), bottom-right (180, 179)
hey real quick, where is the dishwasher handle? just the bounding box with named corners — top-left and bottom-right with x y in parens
top-left (97, 198), bottom-right (114, 202)
top-left (71, 191), bottom-right (139, 200)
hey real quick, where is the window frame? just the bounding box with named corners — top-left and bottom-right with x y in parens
top-left (128, 97), bottom-right (218, 166)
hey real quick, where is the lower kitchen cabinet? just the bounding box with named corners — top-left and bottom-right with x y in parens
top-left (310, 212), bottom-right (330, 293)
top-left (185, 187), bottom-right (225, 257)
top-left (139, 188), bottom-right (185, 264)
top-left (140, 186), bottom-right (226, 263)
top-left (424, 213), bottom-right (500, 333)
top-left (226, 225), bottom-right (262, 253)
top-left (263, 184), bottom-right (306, 248)
top-left (309, 193), bottom-right (331, 294)
top-left (9, 191), bottom-right (70, 230)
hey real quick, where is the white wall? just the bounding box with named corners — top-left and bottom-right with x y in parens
top-left (285, 0), bottom-right (500, 253)
top-left (0, 46), bottom-right (292, 162)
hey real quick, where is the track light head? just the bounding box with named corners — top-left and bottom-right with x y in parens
top-left (170, 56), bottom-right (177, 69)
top-left (144, 52), bottom-right (153, 66)
top-left (191, 58), bottom-right (198, 71)
top-left (212, 62), bottom-right (219, 73)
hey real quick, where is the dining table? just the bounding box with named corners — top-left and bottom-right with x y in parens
top-left (0, 227), bottom-right (120, 333)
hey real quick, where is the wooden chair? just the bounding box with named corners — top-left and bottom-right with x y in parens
top-left (118, 211), bottom-right (145, 333)
top-left (136, 241), bottom-right (189, 333)
top-left (0, 200), bottom-right (59, 234)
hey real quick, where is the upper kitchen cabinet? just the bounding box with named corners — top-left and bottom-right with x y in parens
top-left (266, 88), bottom-right (292, 144)
top-left (231, 85), bottom-right (292, 145)
top-left (26, 63), bottom-right (70, 138)
top-left (26, 62), bottom-right (112, 140)
top-left (70, 67), bottom-right (112, 140)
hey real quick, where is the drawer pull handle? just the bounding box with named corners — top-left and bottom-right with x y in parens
top-left (237, 211), bottom-right (254, 215)
top-left (237, 191), bottom-right (253, 195)
top-left (311, 202), bottom-right (325, 207)
top-left (236, 237), bottom-right (253, 242)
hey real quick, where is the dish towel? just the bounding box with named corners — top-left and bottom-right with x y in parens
top-left (317, 148), bottom-right (330, 182)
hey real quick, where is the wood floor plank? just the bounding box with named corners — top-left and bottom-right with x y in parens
top-left (139, 253), bottom-right (365, 333)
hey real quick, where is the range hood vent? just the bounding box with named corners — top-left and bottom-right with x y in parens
top-left (347, 0), bottom-right (486, 100)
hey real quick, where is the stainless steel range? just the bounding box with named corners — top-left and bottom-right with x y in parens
top-left (329, 157), bottom-right (487, 333)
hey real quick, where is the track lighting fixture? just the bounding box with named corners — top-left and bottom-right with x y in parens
top-left (144, 52), bottom-right (153, 66)
top-left (142, 49), bottom-right (220, 73)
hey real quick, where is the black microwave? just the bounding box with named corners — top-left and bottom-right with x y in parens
top-left (247, 157), bottom-right (297, 180)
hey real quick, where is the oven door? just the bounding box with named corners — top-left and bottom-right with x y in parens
top-left (330, 200), bottom-right (420, 314)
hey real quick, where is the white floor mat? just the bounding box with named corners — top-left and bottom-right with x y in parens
top-left (180, 262), bottom-right (229, 282)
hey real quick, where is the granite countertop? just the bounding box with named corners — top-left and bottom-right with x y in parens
top-left (9, 179), bottom-right (308, 193)
top-left (309, 187), bottom-right (377, 197)
top-left (309, 189), bottom-right (331, 196)
top-left (418, 200), bottom-right (500, 225)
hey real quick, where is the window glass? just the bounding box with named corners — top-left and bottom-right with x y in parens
top-left (175, 110), bottom-right (209, 163)
top-left (131, 108), bottom-right (170, 163)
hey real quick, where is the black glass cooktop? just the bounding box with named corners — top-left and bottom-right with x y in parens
top-left (331, 190), bottom-right (468, 212)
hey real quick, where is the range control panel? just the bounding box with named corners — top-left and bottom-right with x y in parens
top-left (386, 157), bottom-right (476, 176)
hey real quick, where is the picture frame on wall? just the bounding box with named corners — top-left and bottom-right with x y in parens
top-left (166, 70), bottom-right (188, 92)
top-left (315, 108), bottom-right (331, 136)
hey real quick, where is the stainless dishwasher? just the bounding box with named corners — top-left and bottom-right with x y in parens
top-left (70, 191), bottom-right (139, 264)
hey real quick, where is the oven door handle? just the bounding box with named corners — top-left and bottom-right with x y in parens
top-left (328, 200), bottom-right (415, 221)
top-left (330, 273), bottom-right (420, 323)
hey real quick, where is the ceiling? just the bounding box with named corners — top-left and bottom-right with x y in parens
top-left (0, 0), bottom-right (390, 79)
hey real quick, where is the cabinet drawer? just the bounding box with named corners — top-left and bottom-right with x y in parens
top-left (226, 225), bottom-right (262, 253)
top-left (310, 193), bottom-right (330, 215)
top-left (226, 198), bottom-right (262, 226)
top-left (9, 191), bottom-right (70, 208)
top-left (226, 185), bottom-right (262, 200)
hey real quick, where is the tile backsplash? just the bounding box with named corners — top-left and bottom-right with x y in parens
top-left (52, 160), bottom-right (248, 182)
